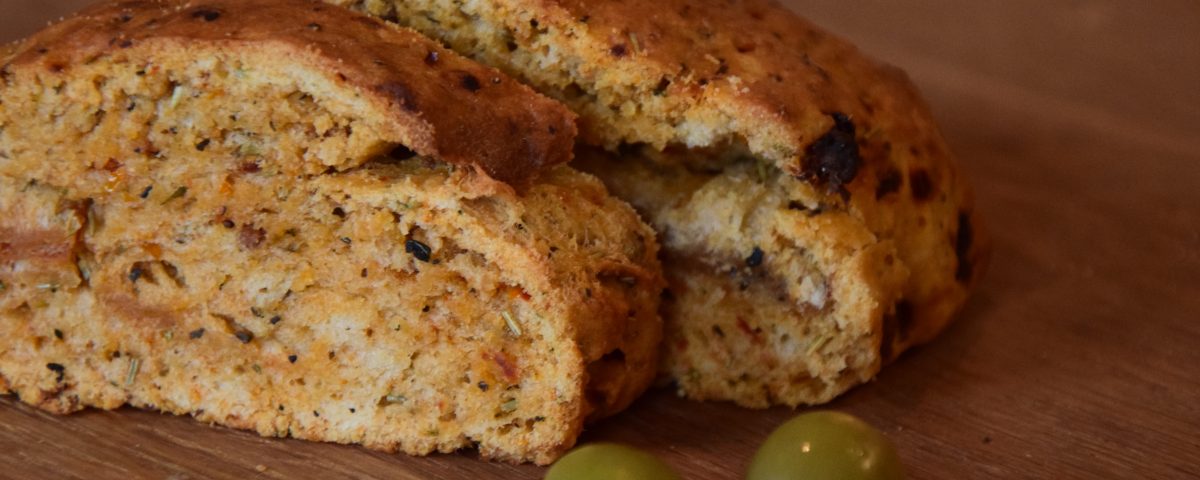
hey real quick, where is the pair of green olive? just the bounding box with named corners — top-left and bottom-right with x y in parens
top-left (545, 412), bottom-right (903, 480)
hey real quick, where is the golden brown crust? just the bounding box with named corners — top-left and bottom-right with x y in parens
top-left (0, 0), bottom-right (662, 464)
top-left (477, 0), bottom-right (990, 356)
top-left (338, 0), bottom-right (989, 405)
top-left (593, 0), bottom-right (987, 360)
top-left (3, 0), bottom-right (577, 187)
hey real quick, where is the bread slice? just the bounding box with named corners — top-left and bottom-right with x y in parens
top-left (334, 0), bottom-right (989, 407)
top-left (0, 0), bottom-right (663, 464)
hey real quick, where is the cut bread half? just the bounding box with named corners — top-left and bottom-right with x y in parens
top-left (336, 0), bottom-right (989, 407)
top-left (0, 0), bottom-right (662, 464)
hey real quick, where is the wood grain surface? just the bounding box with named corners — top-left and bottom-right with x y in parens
top-left (2, 1), bottom-right (1198, 478)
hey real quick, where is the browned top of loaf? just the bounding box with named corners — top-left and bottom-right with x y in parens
top-left (4, 0), bottom-right (576, 187)
top-left (544, 0), bottom-right (926, 188)
top-left (500, 0), bottom-right (987, 348)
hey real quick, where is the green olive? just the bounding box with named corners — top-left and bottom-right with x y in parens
top-left (545, 443), bottom-right (681, 480)
top-left (747, 411), bottom-right (904, 480)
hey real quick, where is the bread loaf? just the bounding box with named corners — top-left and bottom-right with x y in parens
top-left (335, 0), bottom-right (989, 407)
top-left (0, 0), bottom-right (663, 464)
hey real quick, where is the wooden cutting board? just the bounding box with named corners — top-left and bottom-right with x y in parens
top-left (2, 1), bottom-right (1198, 478)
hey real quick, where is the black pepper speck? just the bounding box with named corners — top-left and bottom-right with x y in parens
top-left (406, 239), bottom-right (432, 262)
top-left (128, 265), bottom-right (144, 282)
top-left (746, 247), bottom-right (765, 267)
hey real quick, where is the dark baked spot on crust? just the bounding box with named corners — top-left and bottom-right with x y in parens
top-left (190, 8), bottom-right (221, 22)
top-left (955, 211), bottom-right (974, 282)
top-left (909, 169), bottom-right (933, 201)
top-left (799, 112), bottom-right (861, 194)
top-left (374, 81), bottom-right (418, 112)
top-left (875, 168), bottom-right (902, 199)
top-left (610, 44), bottom-right (628, 57)
top-left (460, 73), bottom-right (482, 92)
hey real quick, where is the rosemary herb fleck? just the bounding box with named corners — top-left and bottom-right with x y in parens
top-left (126, 358), bottom-right (141, 386)
top-left (383, 394), bottom-right (407, 404)
top-left (502, 311), bottom-right (522, 337)
top-left (161, 186), bottom-right (187, 205)
top-left (807, 333), bottom-right (833, 355)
